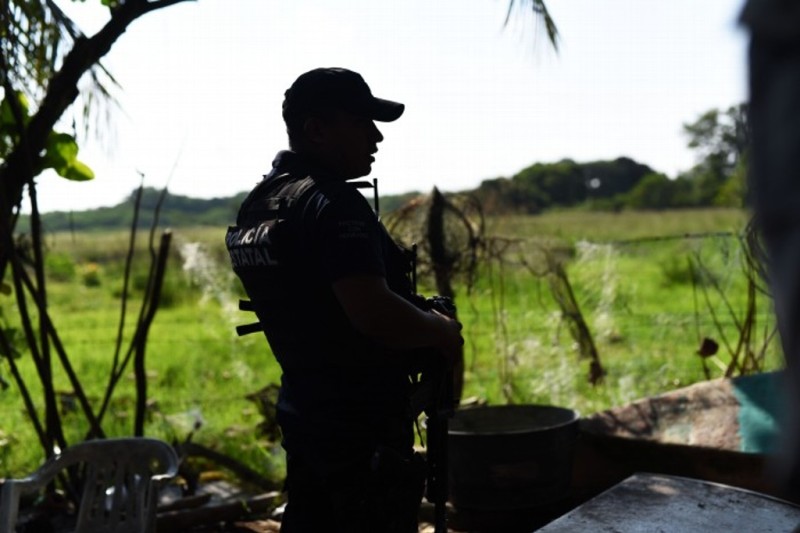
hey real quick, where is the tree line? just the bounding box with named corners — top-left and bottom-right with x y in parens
top-left (24, 103), bottom-right (748, 232)
top-left (474, 104), bottom-right (748, 214)
top-left (17, 189), bottom-right (249, 232)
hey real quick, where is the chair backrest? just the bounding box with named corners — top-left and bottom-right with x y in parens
top-left (0, 437), bottom-right (179, 533)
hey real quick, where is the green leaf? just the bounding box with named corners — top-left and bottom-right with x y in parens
top-left (41, 132), bottom-right (77, 171)
top-left (0, 282), bottom-right (10, 296)
top-left (40, 132), bottom-right (94, 180)
top-left (63, 159), bottom-right (95, 182)
top-left (0, 93), bottom-right (30, 129)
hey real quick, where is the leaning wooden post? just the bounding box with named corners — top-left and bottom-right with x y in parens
top-left (134, 230), bottom-right (172, 437)
top-left (427, 187), bottom-right (464, 403)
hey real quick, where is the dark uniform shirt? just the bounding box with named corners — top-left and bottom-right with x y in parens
top-left (226, 151), bottom-right (416, 467)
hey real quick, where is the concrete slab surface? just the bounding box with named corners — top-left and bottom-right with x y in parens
top-left (537, 472), bottom-right (800, 532)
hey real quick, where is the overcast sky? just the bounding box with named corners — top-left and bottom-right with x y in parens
top-left (29, 0), bottom-right (748, 213)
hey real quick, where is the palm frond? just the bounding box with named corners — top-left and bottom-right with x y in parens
top-left (505, 0), bottom-right (560, 52)
top-left (1, 0), bottom-right (119, 142)
top-left (2, 0), bottom-right (69, 95)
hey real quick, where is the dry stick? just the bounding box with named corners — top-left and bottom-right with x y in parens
top-left (516, 241), bottom-right (604, 384)
top-left (156, 493), bottom-right (279, 531)
top-left (180, 441), bottom-right (280, 493)
top-left (743, 227), bottom-right (775, 372)
top-left (741, 280), bottom-right (755, 374)
top-left (693, 245), bottom-right (761, 378)
top-left (95, 185), bottom-right (146, 428)
top-left (15, 266), bottom-right (104, 439)
top-left (27, 178), bottom-right (67, 452)
top-left (689, 257), bottom-right (702, 346)
top-left (760, 325), bottom-right (779, 371)
top-left (133, 186), bottom-right (170, 435)
top-left (99, 186), bottom-right (170, 431)
top-left (728, 260), bottom-right (759, 376)
top-left (726, 237), bottom-right (758, 376)
top-left (108, 185), bottom-right (144, 398)
top-left (8, 250), bottom-right (63, 456)
top-left (696, 250), bottom-right (744, 333)
top-left (752, 276), bottom-right (760, 372)
top-left (744, 278), bottom-right (758, 373)
top-left (747, 260), bottom-right (774, 373)
top-left (694, 256), bottom-right (736, 360)
top-left (689, 258), bottom-right (712, 380)
top-left (726, 305), bottom-right (748, 378)
top-left (551, 261), bottom-right (605, 385)
top-left (138, 185), bottom-right (172, 341)
top-left (0, 327), bottom-right (47, 449)
top-left (723, 270), bottom-right (751, 378)
top-left (134, 231), bottom-right (171, 436)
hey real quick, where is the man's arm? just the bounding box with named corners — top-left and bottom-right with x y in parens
top-left (332, 275), bottom-right (462, 358)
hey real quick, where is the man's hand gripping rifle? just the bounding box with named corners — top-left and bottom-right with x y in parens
top-left (409, 294), bottom-right (457, 533)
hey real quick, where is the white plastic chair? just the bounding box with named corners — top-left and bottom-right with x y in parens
top-left (0, 437), bottom-right (179, 533)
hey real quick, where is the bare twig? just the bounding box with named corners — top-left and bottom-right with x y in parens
top-left (0, 327), bottom-right (47, 449)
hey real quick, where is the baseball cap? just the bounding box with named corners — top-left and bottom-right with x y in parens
top-left (282, 67), bottom-right (405, 123)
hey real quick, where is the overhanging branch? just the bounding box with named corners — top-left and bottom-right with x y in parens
top-left (0, 0), bottom-right (194, 275)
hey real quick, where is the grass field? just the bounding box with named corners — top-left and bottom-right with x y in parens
top-left (0, 207), bottom-right (783, 483)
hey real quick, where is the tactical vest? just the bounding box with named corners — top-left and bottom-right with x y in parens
top-left (227, 171), bottom-right (420, 437)
top-left (226, 173), bottom-right (316, 272)
top-left (226, 173), bottom-right (416, 371)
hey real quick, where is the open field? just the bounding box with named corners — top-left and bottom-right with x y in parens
top-left (0, 207), bottom-right (783, 482)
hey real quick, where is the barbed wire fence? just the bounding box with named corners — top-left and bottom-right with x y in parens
top-left (1, 193), bottom-right (782, 481)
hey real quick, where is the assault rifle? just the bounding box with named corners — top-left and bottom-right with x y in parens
top-left (413, 295), bottom-right (456, 533)
top-left (406, 243), bottom-right (457, 533)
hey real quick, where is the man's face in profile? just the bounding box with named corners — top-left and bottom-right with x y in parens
top-left (314, 109), bottom-right (384, 179)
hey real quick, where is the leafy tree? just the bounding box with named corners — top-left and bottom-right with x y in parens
top-left (683, 104), bottom-right (749, 166)
top-left (624, 172), bottom-right (694, 209)
top-left (713, 157), bottom-right (748, 207)
top-left (582, 157), bottom-right (655, 200)
top-left (681, 104), bottom-right (749, 206)
top-left (474, 156), bottom-right (654, 213)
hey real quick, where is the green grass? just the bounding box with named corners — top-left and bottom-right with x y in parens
top-left (0, 207), bottom-right (783, 482)
top-left (486, 207), bottom-right (748, 241)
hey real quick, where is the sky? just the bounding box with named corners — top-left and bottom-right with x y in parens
top-left (29, 0), bottom-right (749, 213)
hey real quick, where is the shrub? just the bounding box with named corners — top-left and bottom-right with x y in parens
top-left (45, 252), bottom-right (76, 282)
top-left (79, 262), bottom-right (102, 287)
top-left (659, 254), bottom-right (717, 287)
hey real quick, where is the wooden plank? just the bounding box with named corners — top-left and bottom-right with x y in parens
top-left (156, 492), bottom-right (280, 531)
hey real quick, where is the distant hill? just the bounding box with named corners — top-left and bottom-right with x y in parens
top-left (19, 189), bottom-right (250, 233)
top-left (18, 155), bottom-right (691, 232)
top-left (19, 186), bottom-right (426, 233)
